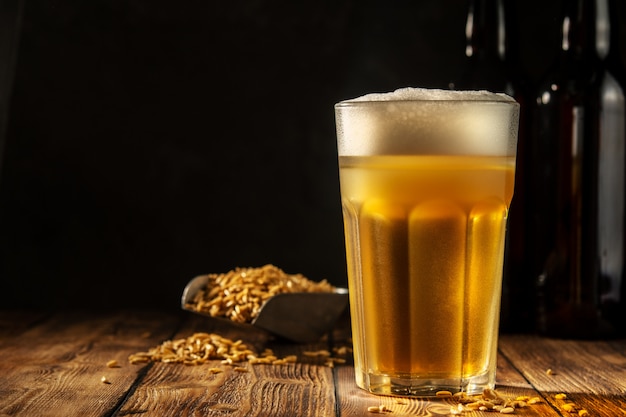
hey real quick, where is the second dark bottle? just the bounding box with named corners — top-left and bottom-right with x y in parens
top-left (531, 0), bottom-right (625, 338)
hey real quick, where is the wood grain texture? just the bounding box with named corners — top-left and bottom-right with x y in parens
top-left (118, 313), bottom-right (337, 417)
top-left (0, 310), bottom-right (182, 417)
top-left (1, 311), bottom-right (625, 417)
top-left (498, 334), bottom-right (626, 417)
top-left (0, 310), bottom-right (49, 341)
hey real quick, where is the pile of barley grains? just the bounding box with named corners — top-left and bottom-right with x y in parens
top-left (185, 264), bottom-right (336, 323)
top-left (128, 333), bottom-right (351, 369)
top-left (365, 389), bottom-right (544, 415)
top-left (128, 332), bottom-right (256, 366)
top-left (449, 389), bottom-right (543, 414)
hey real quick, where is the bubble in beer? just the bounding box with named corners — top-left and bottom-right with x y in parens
top-left (334, 87), bottom-right (519, 157)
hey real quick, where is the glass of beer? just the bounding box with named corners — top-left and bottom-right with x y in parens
top-left (335, 88), bottom-right (519, 397)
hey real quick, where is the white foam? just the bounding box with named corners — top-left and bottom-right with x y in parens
top-left (335, 88), bottom-right (519, 157)
top-left (342, 87), bottom-right (515, 104)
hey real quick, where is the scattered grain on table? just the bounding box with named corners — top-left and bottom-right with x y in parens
top-left (128, 331), bottom-right (348, 369)
top-left (367, 404), bottom-right (391, 413)
top-left (450, 389), bottom-right (545, 414)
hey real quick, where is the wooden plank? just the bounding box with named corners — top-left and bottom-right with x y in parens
top-left (492, 352), bottom-right (560, 416)
top-left (1, 309), bottom-right (624, 417)
top-left (117, 313), bottom-right (338, 417)
top-left (499, 334), bottom-right (626, 417)
top-left (334, 351), bottom-right (559, 417)
top-left (0, 310), bottom-right (182, 417)
top-left (0, 310), bottom-right (50, 341)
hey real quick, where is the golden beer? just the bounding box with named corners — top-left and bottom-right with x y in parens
top-left (335, 88), bottom-right (519, 396)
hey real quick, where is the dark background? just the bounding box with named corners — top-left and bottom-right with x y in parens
top-left (1, 0), bottom-right (625, 310)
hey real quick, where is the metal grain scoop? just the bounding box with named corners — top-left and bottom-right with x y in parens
top-left (181, 274), bottom-right (349, 343)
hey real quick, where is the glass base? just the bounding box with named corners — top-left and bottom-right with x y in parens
top-left (357, 369), bottom-right (494, 397)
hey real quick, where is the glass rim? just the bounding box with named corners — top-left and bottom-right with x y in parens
top-left (335, 99), bottom-right (519, 108)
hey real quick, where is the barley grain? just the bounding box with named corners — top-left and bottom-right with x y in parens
top-left (562, 403), bottom-right (577, 412)
top-left (185, 265), bottom-right (336, 323)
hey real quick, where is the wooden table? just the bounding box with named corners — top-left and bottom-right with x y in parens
top-left (1, 310), bottom-right (625, 416)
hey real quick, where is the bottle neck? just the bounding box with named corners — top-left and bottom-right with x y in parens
top-left (560, 0), bottom-right (597, 61)
top-left (598, 0), bottom-right (623, 67)
top-left (465, 0), bottom-right (506, 61)
top-left (596, 0), bottom-right (610, 58)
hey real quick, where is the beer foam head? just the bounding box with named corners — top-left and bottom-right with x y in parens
top-left (335, 87), bottom-right (519, 156)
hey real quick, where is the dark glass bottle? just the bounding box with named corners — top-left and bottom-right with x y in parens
top-left (452, 0), bottom-right (532, 332)
top-left (453, 0), bottom-right (519, 95)
top-left (594, 0), bottom-right (626, 335)
top-left (532, 0), bottom-right (625, 338)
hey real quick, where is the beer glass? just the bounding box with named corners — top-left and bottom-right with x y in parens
top-left (335, 88), bottom-right (519, 396)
